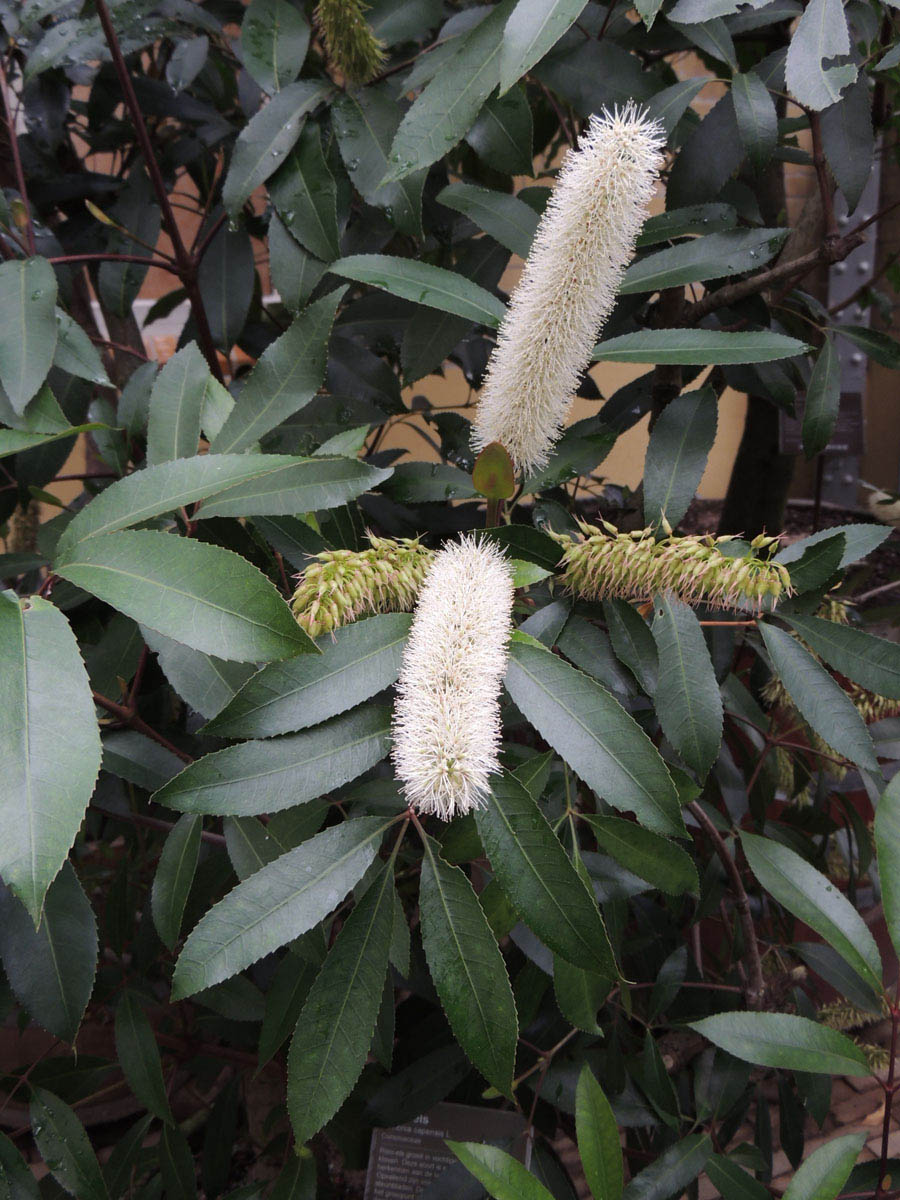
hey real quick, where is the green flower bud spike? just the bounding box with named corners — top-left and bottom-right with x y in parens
top-left (291, 534), bottom-right (434, 639)
top-left (314, 0), bottom-right (385, 85)
top-left (553, 521), bottom-right (792, 612)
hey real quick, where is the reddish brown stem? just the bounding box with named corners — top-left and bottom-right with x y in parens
top-left (49, 252), bottom-right (181, 273)
top-left (688, 800), bottom-right (765, 1009)
top-left (93, 0), bottom-right (225, 384)
top-left (0, 57), bottom-right (36, 256)
top-left (877, 998), bottom-right (899, 1196)
top-left (91, 801), bottom-right (225, 847)
top-left (809, 111), bottom-right (838, 239)
top-left (92, 690), bottom-right (193, 764)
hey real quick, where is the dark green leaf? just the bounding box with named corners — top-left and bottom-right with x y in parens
top-left (171, 816), bottom-right (390, 997)
top-left (820, 80), bottom-right (873, 214)
top-left (603, 599), bottom-right (658, 695)
top-left (57, 530), bottom-right (310, 664)
top-left (419, 837), bottom-right (517, 1094)
top-left (622, 1135), bottom-right (711, 1200)
top-left (114, 992), bottom-right (173, 1124)
top-left (30, 1087), bottom-right (108, 1200)
top-left (142, 627), bottom-right (255, 720)
top-left (504, 635), bottom-right (682, 835)
top-left (583, 816), bottom-right (697, 895)
top-left (331, 254), bottom-right (506, 326)
top-left (437, 183), bottom-right (538, 260)
top-left (652, 596), bottom-right (723, 779)
top-left (0, 1129), bottom-right (41, 1199)
top-left (802, 337), bottom-right (841, 459)
top-left (594, 329), bottom-right (807, 364)
top-left (758, 623), bottom-right (877, 771)
top-left (620, 229), bottom-right (787, 294)
top-left (259, 954), bottom-right (317, 1069)
top-left (783, 1132), bottom-right (866, 1200)
top-left (197, 221), bottom-right (255, 350)
top-left (782, 611), bottom-right (900, 701)
top-left (59, 451), bottom-right (371, 546)
top-left (52, 311), bottom-right (110, 386)
top-left (465, 86), bottom-right (534, 175)
top-left (385, 0), bottom-right (516, 180)
top-left (155, 704), bottom-right (391, 815)
top-left (332, 84), bottom-right (426, 239)
top-left (241, 0), bottom-right (309, 93)
top-left (222, 80), bottom-right (329, 216)
top-left (0, 258), bottom-right (58, 413)
top-left (270, 123), bottom-right (341, 262)
top-left (287, 861), bottom-right (395, 1144)
top-left (556, 615), bottom-right (635, 697)
top-left (643, 387), bottom-right (718, 530)
top-left (269, 1154), bottom-right (317, 1200)
top-left (575, 1066), bottom-right (623, 1200)
top-left (448, 1143), bottom-right (555, 1200)
top-left (160, 1123), bottom-right (197, 1199)
top-left (690, 1012), bottom-right (870, 1075)
top-left (732, 71), bottom-right (777, 172)
top-left (704, 1155), bottom-right (770, 1200)
top-left (0, 863), bottom-right (96, 1044)
top-left (269, 215), bottom-right (326, 313)
top-left (475, 772), bottom-right (616, 973)
top-left (151, 814), bottom-right (201, 950)
top-left (638, 203), bottom-right (737, 247)
top-left (210, 288), bottom-right (345, 452)
top-left (875, 774), bottom-right (900, 967)
top-left (205, 613), bottom-right (411, 737)
top-left (742, 832), bottom-right (882, 992)
top-left (782, 534), bottom-right (845, 594)
top-left (498, 0), bottom-right (588, 94)
top-left (145, 342), bottom-right (208, 466)
top-left (776, 524), bottom-right (890, 571)
top-left (0, 593), bottom-right (100, 923)
top-left (554, 952), bottom-right (608, 1034)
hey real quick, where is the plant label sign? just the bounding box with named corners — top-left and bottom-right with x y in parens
top-left (364, 1101), bottom-right (527, 1198)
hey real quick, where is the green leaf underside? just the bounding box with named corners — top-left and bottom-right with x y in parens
top-left (0, 594), bottom-right (101, 923)
top-left (583, 816), bottom-right (697, 895)
top-left (690, 1012), bottom-right (870, 1075)
top-left (115, 992), bottom-right (174, 1124)
top-left (742, 832), bottom-right (882, 991)
top-left (593, 329), bottom-right (808, 364)
top-left (475, 772), bottom-right (617, 973)
top-left (782, 611), bottom-right (900, 701)
top-left (56, 530), bottom-right (311, 664)
top-left (58, 452), bottom-right (386, 549)
top-left (330, 254), bottom-right (507, 326)
top-left (419, 836), bottom-right (517, 1094)
top-left (0, 862), bottom-right (97, 1043)
top-left (155, 704), bottom-right (392, 815)
top-left (874, 774), bottom-right (900, 967)
top-left (287, 861), bottom-right (394, 1145)
top-left (652, 596), bottom-right (724, 779)
top-left (576, 1066), bottom-right (624, 1200)
top-left (758, 623), bottom-right (878, 771)
top-left (171, 816), bottom-right (392, 998)
top-left (204, 614), bottom-right (412, 737)
top-left (504, 637), bottom-right (683, 835)
top-left (782, 1133), bottom-right (867, 1200)
top-left (151, 814), bottom-right (202, 951)
top-left (448, 1142), bottom-right (555, 1200)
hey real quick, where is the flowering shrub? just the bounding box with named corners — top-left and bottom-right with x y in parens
top-left (1, 1), bottom-right (900, 1198)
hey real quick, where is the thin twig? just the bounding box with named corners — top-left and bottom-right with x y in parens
top-left (687, 800), bottom-right (765, 1009)
top-left (91, 801), bottom-right (225, 846)
top-left (50, 252), bottom-right (182, 274)
top-left (0, 56), bottom-right (36, 255)
top-left (93, 0), bottom-right (225, 383)
top-left (93, 690), bottom-right (193, 763)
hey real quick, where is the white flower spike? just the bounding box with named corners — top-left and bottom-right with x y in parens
top-left (392, 536), bottom-right (514, 820)
top-left (472, 104), bottom-right (665, 475)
